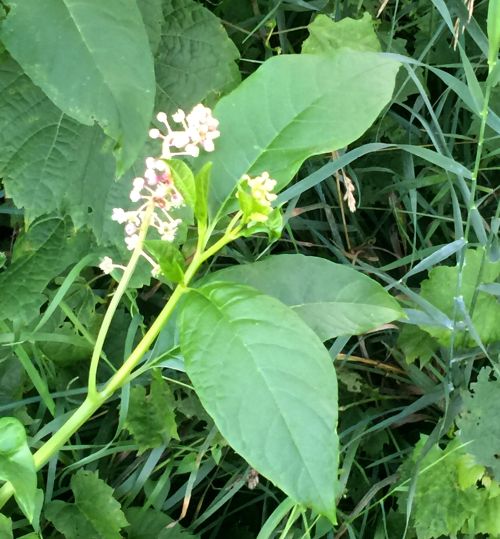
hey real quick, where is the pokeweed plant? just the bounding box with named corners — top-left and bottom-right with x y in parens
top-left (0, 2), bottom-right (406, 533)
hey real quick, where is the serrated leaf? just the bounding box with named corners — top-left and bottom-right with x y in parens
top-left (419, 249), bottom-right (500, 346)
top-left (203, 50), bottom-right (399, 211)
top-left (302, 13), bottom-right (381, 54)
top-left (155, 0), bottom-right (240, 114)
top-left (397, 438), bottom-right (481, 538)
top-left (457, 367), bottom-right (500, 480)
top-left (124, 370), bottom-right (178, 452)
top-left (0, 417), bottom-right (37, 522)
top-left (125, 507), bottom-right (199, 538)
top-left (179, 282), bottom-right (339, 521)
top-left (0, 217), bottom-right (89, 325)
top-left (202, 254), bottom-right (404, 340)
top-left (398, 437), bottom-right (500, 538)
top-left (45, 470), bottom-right (128, 539)
top-left (0, 0), bottom-right (155, 171)
top-left (398, 324), bottom-right (438, 366)
top-left (0, 55), bottom-right (117, 229)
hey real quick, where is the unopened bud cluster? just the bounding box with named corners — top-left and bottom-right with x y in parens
top-left (241, 172), bottom-right (277, 223)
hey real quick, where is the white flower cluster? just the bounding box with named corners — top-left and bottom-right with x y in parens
top-left (99, 104), bottom-right (220, 276)
top-left (113, 158), bottom-right (183, 251)
top-left (149, 104), bottom-right (220, 159)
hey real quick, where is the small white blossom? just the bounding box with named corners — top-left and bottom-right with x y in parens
top-left (99, 256), bottom-right (115, 274)
top-left (133, 177), bottom-right (145, 190)
top-left (125, 222), bottom-right (137, 236)
top-left (156, 112), bottom-right (168, 123)
top-left (112, 208), bottom-right (127, 224)
top-left (149, 128), bottom-right (161, 139)
top-left (125, 234), bottom-right (139, 251)
top-left (172, 109), bottom-right (185, 123)
top-left (130, 189), bottom-right (141, 202)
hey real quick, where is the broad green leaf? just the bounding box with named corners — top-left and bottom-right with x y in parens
top-left (0, 515), bottom-right (12, 539)
top-left (457, 367), bottom-right (500, 480)
top-left (0, 55), bottom-right (116, 230)
top-left (179, 282), bottom-right (338, 521)
top-left (398, 325), bottom-right (438, 366)
top-left (397, 436), bottom-right (500, 539)
top-left (302, 13), bottom-right (381, 54)
top-left (0, 0), bottom-right (155, 172)
top-left (204, 50), bottom-right (400, 210)
top-left (0, 217), bottom-right (89, 325)
top-left (0, 417), bottom-right (37, 522)
top-left (202, 255), bottom-right (404, 340)
top-left (125, 507), bottom-right (199, 538)
top-left (419, 249), bottom-right (500, 346)
top-left (124, 370), bottom-right (179, 453)
top-left (155, 0), bottom-right (240, 114)
top-left (45, 470), bottom-right (128, 539)
top-left (137, 0), bottom-right (163, 54)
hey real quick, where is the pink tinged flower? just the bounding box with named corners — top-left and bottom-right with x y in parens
top-left (170, 191), bottom-right (183, 207)
top-left (125, 222), bottom-right (137, 236)
top-left (112, 208), bottom-right (127, 224)
top-left (99, 256), bottom-right (115, 274)
top-left (144, 168), bottom-right (158, 185)
top-left (125, 234), bottom-right (139, 250)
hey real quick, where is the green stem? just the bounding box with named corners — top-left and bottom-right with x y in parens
top-left (0, 213), bottom-right (242, 511)
top-left (87, 203), bottom-right (154, 398)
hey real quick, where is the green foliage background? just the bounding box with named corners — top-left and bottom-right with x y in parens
top-left (0, 0), bottom-right (498, 537)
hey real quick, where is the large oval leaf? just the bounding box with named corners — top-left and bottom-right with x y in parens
top-left (202, 254), bottom-right (404, 341)
top-left (155, 0), bottom-right (240, 114)
top-left (203, 50), bottom-right (400, 209)
top-left (179, 282), bottom-right (338, 521)
top-left (0, 0), bottom-right (155, 172)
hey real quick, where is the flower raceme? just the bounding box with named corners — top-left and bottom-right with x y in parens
top-left (99, 103), bottom-right (278, 276)
top-left (99, 104), bottom-right (220, 276)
